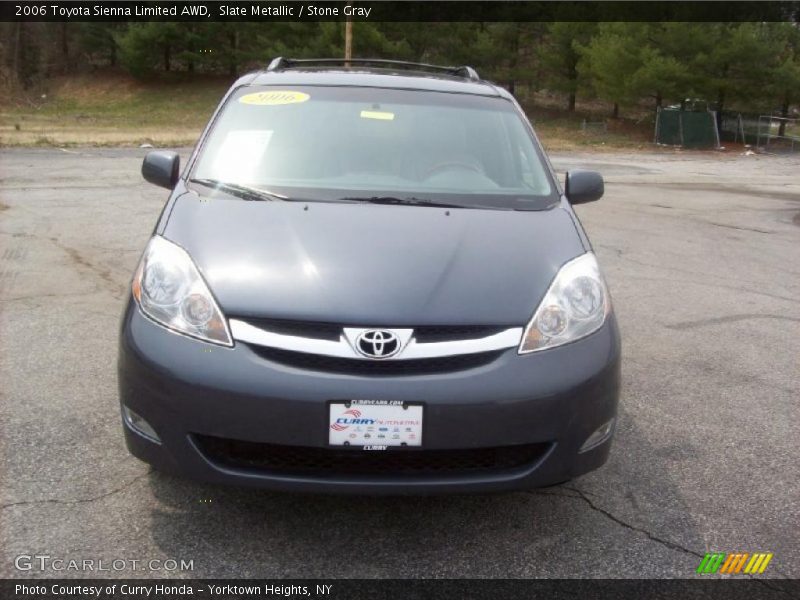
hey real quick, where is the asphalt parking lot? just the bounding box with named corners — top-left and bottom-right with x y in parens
top-left (0, 147), bottom-right (798, 579)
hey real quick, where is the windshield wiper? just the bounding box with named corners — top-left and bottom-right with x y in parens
top-left (189, 178), bottom-right (290, 202)
top-left (339, 196), bottom-right (473, 209)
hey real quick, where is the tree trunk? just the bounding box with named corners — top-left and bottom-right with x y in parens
top-left (60, 23), bottom-right (69, 73)
top-left (655, 92), bottom-right (662, 109)
top-left (567, 55), bottom-right (578, 112)
top-left (187, 25), bottom-right (195, 73)
top-left (164, 45), bottom-right (171, 72)
top-left (716, 89), bottom-right (725, 134)
top-left (507, 23), bottom-right (520, 97)
top-left (612, 103), bottom-right (619, 119)
top-left (778, 94), bottom-right (790, 137)
top-left (12, 22), bottom-right (22, 82)
top-left (228, 30), bottom-right (238, 77)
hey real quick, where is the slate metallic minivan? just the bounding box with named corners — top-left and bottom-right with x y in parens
top-left (118, 58), bottom-right (621, 494)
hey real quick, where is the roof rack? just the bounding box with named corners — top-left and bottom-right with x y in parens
top-left (266, 57), bottom-right (480, 81)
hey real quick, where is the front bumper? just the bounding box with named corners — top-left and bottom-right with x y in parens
top-left (117, 302), bottom-right (621, 494)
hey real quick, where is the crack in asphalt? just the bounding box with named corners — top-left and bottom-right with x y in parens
top-left (0, 290), bottom-right (100, 304)
top-left (611, 180), bottom-right (800, 203)
top-left (591, 239), bottom-right (800, 298)
top-left (560, 485), bottom-right (704, 558)
top-left (667, 314), bottom-right (800, 330)
top-left (3, 478), bottom-right (794, 586)
top-left (707, 222), bottom-right (775, 234)
top-left (529, 486), bottom-right (793, 591)
top-left (624, 272), bottom-right (800, 305)
top-left (0, 472), bottom-right (149, 511)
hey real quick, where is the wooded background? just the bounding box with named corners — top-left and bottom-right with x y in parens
top-left (2, 22), bottom-right (799, 120)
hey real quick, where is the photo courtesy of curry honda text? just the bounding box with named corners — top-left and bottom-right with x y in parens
top-left (118, 58), bottom-right (621, 494)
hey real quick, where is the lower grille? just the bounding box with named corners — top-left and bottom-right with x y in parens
top-left (249, 346), bottom-right (503, 376)
top-left (194, 435), bottom-right (551, 477)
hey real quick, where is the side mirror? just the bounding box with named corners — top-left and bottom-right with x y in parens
top-left (565, 170), bottom-right (604, 204)
top-left (141, 151), bottom-right (180, 189)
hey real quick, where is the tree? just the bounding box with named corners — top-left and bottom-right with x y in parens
top-left (78, 24), bottom-right (123, 67)
top-left (578, 23), bottom-right (698, 116)
top-left (576, 23), bottom-right (643, 117)
top-left (251, 23), bottom-right (336, 61)
top-left (375, 23), bottom-right (437, 61)
top-left (540, 22), bottom-right (596, 110)
top-left (691, 23), bottom-right (783, 119)
top-left (628, 46), bottom-right (685, 109)
top-left (10, 22), bottom-right (44, 86)
top-left (116, 23), bottom-right (183, 77)
top-left (767, 22), bottom-right (800, 135)
top-left (478, 23), bottom-right (549, 95)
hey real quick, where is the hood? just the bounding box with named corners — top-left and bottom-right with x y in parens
top-left (163, 194), bottom-right (586, 326)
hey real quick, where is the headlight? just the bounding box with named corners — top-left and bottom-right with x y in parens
top-left (519, 252), bottom-right (611, 354)
top-left (132, 236), bottom-right (233, 347)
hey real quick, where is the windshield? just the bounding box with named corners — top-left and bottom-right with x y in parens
top-left (191, 85), bottom-right (556, 210)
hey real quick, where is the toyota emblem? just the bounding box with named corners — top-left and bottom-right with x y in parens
top-left (355, 330), bottom-right (401, 359)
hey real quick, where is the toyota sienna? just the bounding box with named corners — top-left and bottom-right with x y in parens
top-left (118, 58), bottom-right (621, 494)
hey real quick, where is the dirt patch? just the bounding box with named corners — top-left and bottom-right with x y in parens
top-left (0, 125), bottom-right (201, 147)
top-left (51, 73), bottom-right (142, 104)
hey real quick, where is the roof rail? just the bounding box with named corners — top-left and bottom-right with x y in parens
top-left (266, 57), bottom-right (290, 71)
top-left (266, 57), bottom-right (480, 81)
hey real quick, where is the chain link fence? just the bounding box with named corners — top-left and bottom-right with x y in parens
top-left (756, 115), bottom-right (799, 153)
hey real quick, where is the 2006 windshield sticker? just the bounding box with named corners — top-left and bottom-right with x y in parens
top-left (239, 91), bottom-right (310, 106)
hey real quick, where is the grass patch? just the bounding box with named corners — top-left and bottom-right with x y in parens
top-left (525, 104), bottom-right (656, 152)
top-left (535, 120), bottom-right (651, 152)
top-left (0, 72), bottom-right (229, 147)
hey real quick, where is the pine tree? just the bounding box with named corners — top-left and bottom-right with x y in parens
top-left (540, 22), bottom-right (596, 111)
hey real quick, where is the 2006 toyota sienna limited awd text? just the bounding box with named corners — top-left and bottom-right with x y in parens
top-left (118, 58), bottom-right (621, 494)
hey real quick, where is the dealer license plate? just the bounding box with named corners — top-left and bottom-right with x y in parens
top-left (328, 400), bottom-right (423, 448)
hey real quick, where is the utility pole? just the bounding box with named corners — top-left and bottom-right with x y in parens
top-left (344, 3), bottom-right (353, 64)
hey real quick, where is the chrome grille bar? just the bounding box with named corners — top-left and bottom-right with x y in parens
top-left (229, 319), bottom-right (522, 360)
